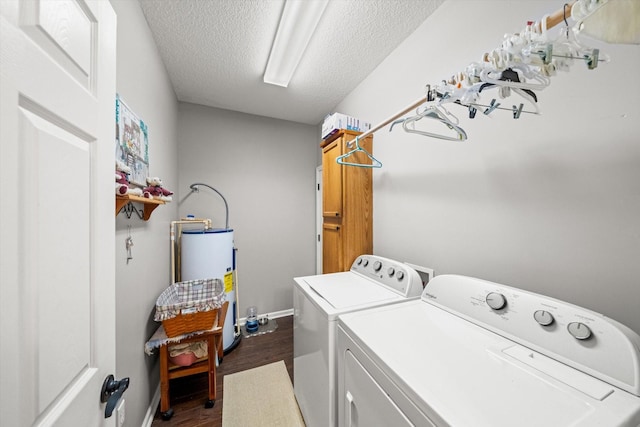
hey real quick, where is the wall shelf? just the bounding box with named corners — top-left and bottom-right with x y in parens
top-left (116, 194), bottom-right (165, 220)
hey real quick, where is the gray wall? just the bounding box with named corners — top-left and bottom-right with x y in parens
top-left (176, 103), bottom-right (318, 317)
top-left (110, 4), bottom-right (316, 425)
top-left (110, 0), bottom-right (179, 425)
top-left (335, 0), bottom-right (640, 335)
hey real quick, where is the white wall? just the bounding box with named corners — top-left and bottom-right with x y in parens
top-left (177, 103), bottom-right (318, 317)
top-left (335, 0), bottom-right (640, 335)
top-left (110, 1), bottom-right (179, 425)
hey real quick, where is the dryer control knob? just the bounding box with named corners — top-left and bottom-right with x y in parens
top-left (373, 261), bottom-right (382, 272)
top-left (567, 322), bottom-right (592, 340)
top-left (486, 292), bottom-right (507, 310)
top-left (396, 270), bottom-right (405, 281)
top-left (534, 310), bottom-right (554, 326)
top-left (387, 267), bottom-right (395, 277)
top-left (362, 259), bottom-right (369, 267)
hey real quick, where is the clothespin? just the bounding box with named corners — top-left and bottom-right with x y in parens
top-left (538, 44), bottom-right (553, 65)
top-left (425, 84), bottom-right (434, 102)
top-left (585, 48), bottom-right (599, 70)
top-left (484, 99), bottom-right (501, 115)
top-left (469, 105), bottom-right (477, 119)
top-left (512, 103), bottom-right (524, 119)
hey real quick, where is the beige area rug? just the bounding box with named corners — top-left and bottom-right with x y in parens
top-left (222, 360), bottom-right (305, 427)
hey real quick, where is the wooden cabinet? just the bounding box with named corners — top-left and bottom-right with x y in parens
top-left (321, 130), bottom-right (373, 273)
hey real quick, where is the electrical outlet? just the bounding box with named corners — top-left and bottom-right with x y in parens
top-left (404, 262), bottom-right (434, 288)
top-left (116, 398), bottom-right (125, 427)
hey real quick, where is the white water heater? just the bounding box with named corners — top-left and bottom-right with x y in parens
top-left (181, 228), bottom-right (236, 351)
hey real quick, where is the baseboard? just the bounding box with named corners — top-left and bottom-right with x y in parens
top-left (239, 308), bottom-right (293, 325)
top-left (269, 308), bottom-right (294, 319)
top-left (141, 384), bottom-right (160, 427)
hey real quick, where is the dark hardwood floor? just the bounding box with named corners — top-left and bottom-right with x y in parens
top-left (151, 315), bottom-right (293, 426)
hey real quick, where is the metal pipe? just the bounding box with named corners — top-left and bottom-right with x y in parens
top-left (189, 183), bottom-right (230, 230)
top-left (170, 218), bottom-right (211, 284)
top-left (186, 182), bottom-right (242, 353)
top-left (233, 247), bottom-right (241, 338)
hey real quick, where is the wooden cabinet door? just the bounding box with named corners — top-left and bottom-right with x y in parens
top-left (322, 138), bottom-right (343, 218)
top-left (320, 129), bottom-right (373, 273)
top-left (322, 222), bottom-right (343, 274)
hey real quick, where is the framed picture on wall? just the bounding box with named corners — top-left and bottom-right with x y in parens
top-left (115, 94), bottom-right (149, 187)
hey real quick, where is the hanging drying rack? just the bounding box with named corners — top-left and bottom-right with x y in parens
top-left (337, 0), bottom-right (610, 168)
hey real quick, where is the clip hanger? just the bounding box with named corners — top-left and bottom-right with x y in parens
top-left (473, 81), bottom-right (540, 116)
top-left (479, 67), bottom-right (549, 91)
top-left (454, 84), bottom-right (540, 117)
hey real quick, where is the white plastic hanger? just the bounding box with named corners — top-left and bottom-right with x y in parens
top-left (392, 105), bottom-right (467, 141)
top-left (479, 66), bottom-right (550, 91)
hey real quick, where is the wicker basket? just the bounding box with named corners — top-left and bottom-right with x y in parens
top-left (155, 278), bottom-right (226, 338)
top-left (162, 310), bottom-right (218, 338)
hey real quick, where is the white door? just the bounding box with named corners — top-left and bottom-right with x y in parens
top-left (342, 351), bottom-right (425, 427)
top-left (0, 0), bottom-right (117, 426)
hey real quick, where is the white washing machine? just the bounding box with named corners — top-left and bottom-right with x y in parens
top-left (293, 255), bottom-right (424, 427)
top-left (337, 274), bottom-right (640, 426)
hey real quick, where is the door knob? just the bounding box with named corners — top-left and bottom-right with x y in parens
top-left (101, 374), bottom-right (130, 418)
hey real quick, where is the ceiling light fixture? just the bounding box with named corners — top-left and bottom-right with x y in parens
top-left (263, 0), bottom-right (329, 87)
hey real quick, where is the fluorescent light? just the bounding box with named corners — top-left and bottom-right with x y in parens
top-left (263, 0), bottom-right (329, 87)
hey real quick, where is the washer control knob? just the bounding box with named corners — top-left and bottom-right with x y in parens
top-left (387, 267), bottom-right (395, 277)
top-left (373, 261), bottom-right (382, 272)
top-left (362, 259), bottom-right (369, 267)
top-left (533, 310), bottom-right (554, 326)
top-left (486, 292), bottom-right (507, 310)
top-left (567, 322), bottom-right (592, 340)
top-left (396, 270), bottom-right (405, 281)
top-left (356, 258), bottom-right (363, 265)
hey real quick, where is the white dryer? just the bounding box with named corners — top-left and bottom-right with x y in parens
top-left (293, 255), bottom-right (424, 427)
top-left (337, 274), bottom-right (640, 427)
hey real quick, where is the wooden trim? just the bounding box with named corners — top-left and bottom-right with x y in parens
top-left (320, 128), bottom-right (367, 148)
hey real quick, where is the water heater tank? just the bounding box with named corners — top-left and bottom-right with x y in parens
top-left (181, 228), bottom-right (236, 351)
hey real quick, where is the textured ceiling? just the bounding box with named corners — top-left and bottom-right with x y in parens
top-left (138, 0), bottom-right (444, 125)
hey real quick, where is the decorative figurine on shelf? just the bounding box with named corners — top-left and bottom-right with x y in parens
top-left (115, 160), bottom-right (143, 196)
top-left (143, 176), bottom-right (173, 202)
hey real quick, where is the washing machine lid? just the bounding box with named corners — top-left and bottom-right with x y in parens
top-left (301, 272), bottom-right (404, 310)
top-left (339, 301), bottom-right (640, 427)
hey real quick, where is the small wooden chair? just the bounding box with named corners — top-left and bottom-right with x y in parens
top-left (158, 301), bottom-right (229, 420)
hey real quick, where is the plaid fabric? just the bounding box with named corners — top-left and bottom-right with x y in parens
top-left (154, 278), bottom-right (226, 321)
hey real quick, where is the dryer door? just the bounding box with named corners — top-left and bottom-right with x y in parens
top-left (342, 350), bottom-right (433, 427)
